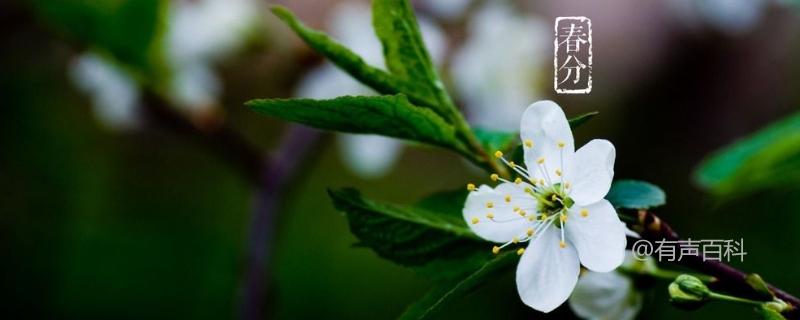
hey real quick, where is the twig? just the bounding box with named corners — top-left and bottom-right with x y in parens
top-left (141, 93), bottom-right (263, 183)
top-left (633, 210), bottom-right (800, 318)
top-left (237, 125), bottom-right (320, 320)
top-left (141, 92), bottom-right (321, 319)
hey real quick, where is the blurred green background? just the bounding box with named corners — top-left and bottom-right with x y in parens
top-left (2, 0), bottom-right (800, 319)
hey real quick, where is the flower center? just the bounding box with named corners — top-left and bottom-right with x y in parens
top-left (474, 146), bottom-right (578, 254)
top-left (535, 184), bottom-right (574, 215)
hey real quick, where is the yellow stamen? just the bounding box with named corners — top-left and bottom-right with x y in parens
top-left (512, 237), bottom-right (519, 244)
top-left (580, 209), bottom-right (588, 217)
top-left (524, 187), bottom-right (532, 193)
top-left (492, 246), bottom-right (500, 254)
top-left (486, 201), bottom-right (494, 208)
top-left (540, 213), bottom-right (548, 220)
top-left (518, 210), bottom-right (526, 217)
top-left (526, 228), bottom-right (534, 236)
top-left (537, 157), bottom-right (545, 164)
top-left (514, 177), bottom-right (522, 184)
top-left (517, 248), bottom-right (525, 255)
top-left (564, 182), bottom-right (571, 189)
top-left (527, 216), bottom-right (536, 221)
top-left (490, 174), bottom-right (499, 181)
top-left (551, 194), bottom-right (557, 201)
top-left (559, 241), bottom-right (566, 248)
top-left (555, 168), bottom-right (562, 176)
top-left (524, 139), bottom-right (533, 148)
top-left (560, 214), bottom-right (567, 223)
top-left (494, 150), bottom-right (503, 158)
top-left (539, 179), bottom-right (545, 185)
top-left (558, 141), bottom-right (565, 148)
top-left (486, 212), bottom-right (494, 219)
top-left (513, 206), bottom-right (520, 212)
top-left (509, 161), bottom-right (516, 168)
top-left (471, 217), bottom-right (480, 224)
top-left (504, 195), bottom-right (511, 203)
top-left (467, 183), bottom-right (476, 191)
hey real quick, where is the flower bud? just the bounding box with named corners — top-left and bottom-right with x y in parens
top-left (668, 275), bottom-right (710, 310)
top-left (763, 299), bottom-right (790, 314)
top-left (758, 304), bottom-right (788, 320)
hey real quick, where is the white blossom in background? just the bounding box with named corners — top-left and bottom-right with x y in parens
top-left (569, 253), bottom-right (643, 320)
top-left (463, 101), bottom-right (627, 313)
top-left (667, 0), bottom-right (772, 34)
top-left (69, 53), bottom-right (141, 129)
top-left (70, 0), bottom-right (260, 128)
top-left (417, 0), bottom-right (473, 20)
top-left (451, 3), bottom-right (549, 130)
top-left (165, 0), bottom-right (260, 112)
top-left (296, 1), bottom-right (446, 178)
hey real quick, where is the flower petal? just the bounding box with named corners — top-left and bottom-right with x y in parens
top-left (463, 183), bottom-right (537, 243)
top-left (516, 227), bottom-right (580, 313)
top-left (520, 101), bottom-right (575, 179)
top-left (566, 200), bottom-right (626, 272)
top-left (569, 270), bottom-right (641, 320)
top-left (566, 139), bottom-right (615, 206)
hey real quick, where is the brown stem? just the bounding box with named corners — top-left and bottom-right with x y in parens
top-left (632, 210), bottom-right (800, 318)
top-left (141, 93), bottom-right (263, 183)
top-left (140, 92), bottom-right (323, 319)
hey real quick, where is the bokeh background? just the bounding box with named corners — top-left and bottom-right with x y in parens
top-left (2, 0), bottom-right (800, 319)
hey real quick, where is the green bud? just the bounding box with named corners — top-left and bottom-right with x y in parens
top-left (746, 273), bottom-right (775, 300)
top-left (758, 304), bottom-right (787, 320)
top-left (763, 299), bottom-right (790, 313)
top-left (668, 275), bottom-right (710, 310)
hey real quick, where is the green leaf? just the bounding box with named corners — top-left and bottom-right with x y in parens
top-left (246, 94), bottom-right (464, 150)
top-left (606, 180), bottom-right (666, 209)
top-left (371, 0), bottom-right (454, 118)
top-left (270, 6), bottom-right (438, 109)
top-left (30, 0), bottom-right (168, 78)
top-left (414, 188), bottom-right (469, 216)
top-left (398, 252), bottom-right (517, 320)
top-left (568, 111), bottom-right (599, 129)
top-left (473, 129), bottom-right (516, 156)
top-left (372, 0), bottom-right (437, 84)
top-left (695, 112), bottom-right (800, 198)
top-left (328, 188), bottom-right (493, 280)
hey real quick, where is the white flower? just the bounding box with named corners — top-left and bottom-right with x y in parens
top-left (69, 53), bottom-right (141, 129)
top-left (166, 0), bottom-right (259, 112)
top-left (167, 0), bottom-right (258, 64)
top-left (295, 1), bottom-right (445, 178)
top-left (666, 0), bottom-right (771, 34)
top-left (462, 100), bottom-right (627, 312)
top-left (451, 3), bottom-right (549, 130)
top-left (569, 253), bottom-right (643, 320)
top-left (70, 0), bottom-right (259, 128)
top-left (418, 0), bottom-right (473, 20)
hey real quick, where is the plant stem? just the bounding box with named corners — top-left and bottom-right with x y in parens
top-left (141, 92), bottom-right (262, 183)
top-left (141, 92), bottom-right (322, 320)
top-left (453, 114), bottom-right (508, 177)
top-left (709, 292), bottom-right (765, 306)
top-left (617, 263), bottom-right (715, 283)
top-left (238, 125), bottom-right (321, 320)
top-left (631, 210), bottom-right (800, 319)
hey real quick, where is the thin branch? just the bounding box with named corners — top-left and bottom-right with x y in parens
top-left (632, 210), bottom-right (800, 319)
top-left (140, 92), bottom-right (322, 319)
top-left (141, 92), bottom-right (263, 183)
top-left (238, 125), bottom-right (320, 320)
